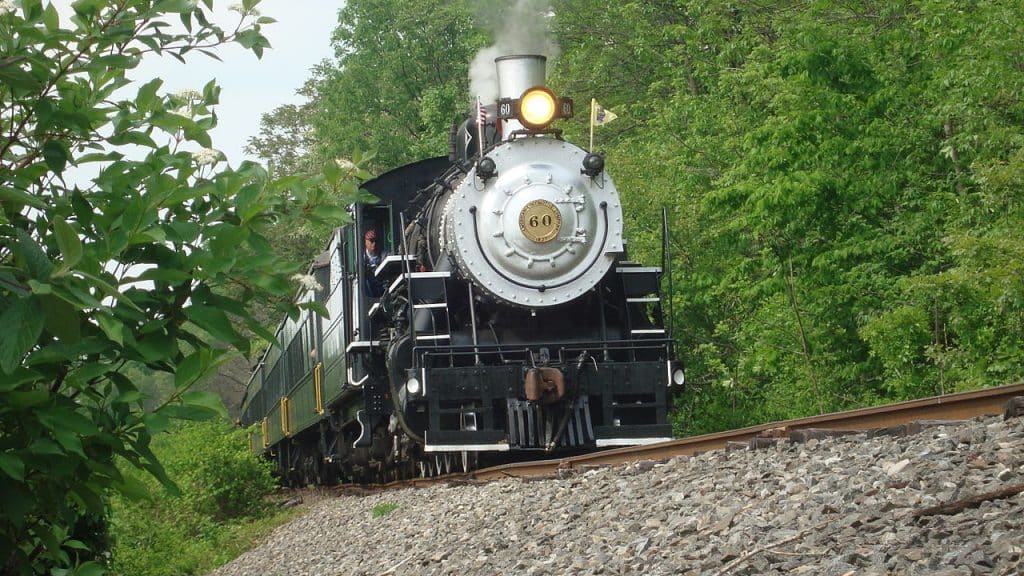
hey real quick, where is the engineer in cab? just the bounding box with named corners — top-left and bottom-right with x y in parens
top-left (363, 229), bottom-right (388, 297)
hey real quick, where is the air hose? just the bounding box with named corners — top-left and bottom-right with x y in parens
top-left (545, 351), bottom-right (591, 451)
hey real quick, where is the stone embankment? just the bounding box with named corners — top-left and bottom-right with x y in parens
top-left (210, 413), bottom-right (1023, 575)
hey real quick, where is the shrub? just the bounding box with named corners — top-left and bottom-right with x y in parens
top-left (159, 422), bottom-right (277, 521)
top-left (109, 421), bottom-right (282, 576)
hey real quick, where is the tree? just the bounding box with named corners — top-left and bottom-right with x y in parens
top-left (551, 0), bottom-right (1024, 435)
top-left (245, 94), bottom-right (319, 179)
top-left (0, 1), bottom-right (360, 572)
top-left (304, 0), bottom-right (487, 172)
top-left (244, 0), bottom-right (488, 297)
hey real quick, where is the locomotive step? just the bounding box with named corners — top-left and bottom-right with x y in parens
top-left (615, 266), bottom-right (662, 274)
top-left (387, 270), bottom-right (451, 296)
top-left (373, 254), bottom-right (416, 278)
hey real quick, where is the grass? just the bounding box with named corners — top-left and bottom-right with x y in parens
top-left (110, 495), bottom-right (305, 576)
top-left (372, 502), bottom-right (399, 518)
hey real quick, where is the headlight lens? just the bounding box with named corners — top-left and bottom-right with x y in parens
top-left (406, 377), bottom-right (421, 396)
top-left (672, 368), bottom-right (685, 386)
top-left (519, 87), bottom-right (557, 129)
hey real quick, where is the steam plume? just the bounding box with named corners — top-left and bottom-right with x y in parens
top-left (469, 0), bottom-right (559, 104)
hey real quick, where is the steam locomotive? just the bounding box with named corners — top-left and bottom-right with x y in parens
top-left (240, 55), bottom-right (683, 484)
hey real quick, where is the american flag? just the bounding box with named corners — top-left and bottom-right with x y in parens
top-left (477, 97), bottom-right (487, 126)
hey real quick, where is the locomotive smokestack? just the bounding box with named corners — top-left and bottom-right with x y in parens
top-left (495, 54), bottom-right (546, 101)
top-left (495, 54), bottom-right (546, 139)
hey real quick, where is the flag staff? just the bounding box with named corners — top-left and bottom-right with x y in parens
top-left (477, 96), bottom-right (486, 160)
top-left (589, 99), bottom-right (617, 153)
top-left (589, 97), bottom-right (595, 152)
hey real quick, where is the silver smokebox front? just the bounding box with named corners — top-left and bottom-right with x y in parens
top-left (495, 54), bottom-right (547, 139)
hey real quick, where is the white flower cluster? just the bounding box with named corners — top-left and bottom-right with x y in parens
top-left (291, 273), bottom-right (323, 292)
top-left (228, 2), bottom-right (260, 16)
top-left (0, 0), bottom-right (16, 15)
top-left (191, 147), bottom-right (220, 167)
top-left (173, 88), bottom-right (201, 101)
top-left (171, 89), bottom-right (201, 116)
top-left (335, 157), bottom-right (356, 170)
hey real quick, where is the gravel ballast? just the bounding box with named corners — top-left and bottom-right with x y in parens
top-left (210, 412), bottom-right (1024, 575)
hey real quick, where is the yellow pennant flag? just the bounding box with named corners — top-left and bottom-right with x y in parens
top-left (590, 98), bottom-right (619, 151)
top-left (591, 99), bottom-right (618, 126)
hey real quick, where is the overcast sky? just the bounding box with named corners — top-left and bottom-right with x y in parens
top-left (133, 0), bottom-right (343, 165)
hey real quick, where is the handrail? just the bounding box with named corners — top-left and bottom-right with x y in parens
top-left (314, 362), bottom-right (324, 415)
top-left (280, 397), bottom-right (291, 437)
top-left (347, 365), bottom-right (369, 388)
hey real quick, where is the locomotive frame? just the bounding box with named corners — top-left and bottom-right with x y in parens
top-left (240, 55), bottom-right (682, 484)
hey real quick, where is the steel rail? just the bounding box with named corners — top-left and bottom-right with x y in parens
top-left (472, 382), bottom-right (1024, 481)
top-left (361, 382), bottom-right (1024, 489)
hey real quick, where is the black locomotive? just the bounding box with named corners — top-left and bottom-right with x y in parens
top-left (240, 55), bottom-right (683, 483)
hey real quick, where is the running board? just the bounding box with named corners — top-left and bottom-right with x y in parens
top-left (424, 430), bottom-right (507, 452)
top-left (595, 437), bottom-right (673, 447)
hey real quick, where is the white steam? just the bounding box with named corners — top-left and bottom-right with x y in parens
top-left (469, 0), bottom-right (559, 104)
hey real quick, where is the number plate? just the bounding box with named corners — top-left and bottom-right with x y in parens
top-left (497, 98), bottom-right (515, 120)
top-left (519, 200), bottom-right (562, 243)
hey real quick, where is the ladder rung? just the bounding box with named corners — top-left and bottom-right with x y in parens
top-left (415, 334), bottom-right (451, 341)
top-left (374, 254), bottom-right (416, 278)
top-left (346, 340), bottom-right (383, 352)
top-left (413, 303), bottom-right (447, 309)
top-left (630, 329), bottom-right (666, 335)
top-left (368, 301), bottom-right (383, 317)
top-left (627, 297), bottom-right (660, 303)
top-left (387, 271), bottom-right (452, 294)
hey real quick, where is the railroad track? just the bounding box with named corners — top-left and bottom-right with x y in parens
top-left (367, 382), bottom-right (1024, 490)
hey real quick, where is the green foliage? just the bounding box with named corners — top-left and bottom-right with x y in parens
top-left (0, 2), bottom-right (361, 573)
top-left (315, 0), bottom-right (487, 170)
top-left (244, 0), bottom-right (489, 314)
top-left (108, 421), bottom-right (283, 576)
top-left (246, 101), bottom-right (319, 178)
top-left (247, 0), bottom-right (488, 174)
top-left (551, 0), bottom-right (1024, 433)
top-left (253, 0), bottom-right (1024, 441)
top-left (371, 502), bottom-right (398, 518)
top-left (153, 422), bottom-right (276, 521)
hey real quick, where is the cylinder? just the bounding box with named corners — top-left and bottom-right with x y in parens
top-left (495, 54), bottom-right (547, 101)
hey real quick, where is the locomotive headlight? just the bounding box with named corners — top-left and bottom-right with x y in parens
top-left (667, 362), bottom-right (685, 388)
top-left (672, 368), bottom-right (685, 386)
top-left (406, 376), bottom-right (422, 396)
top-left (519, 87), bottom-right (557, 129)
top-left (497, 88), bottom-right (572, 131)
